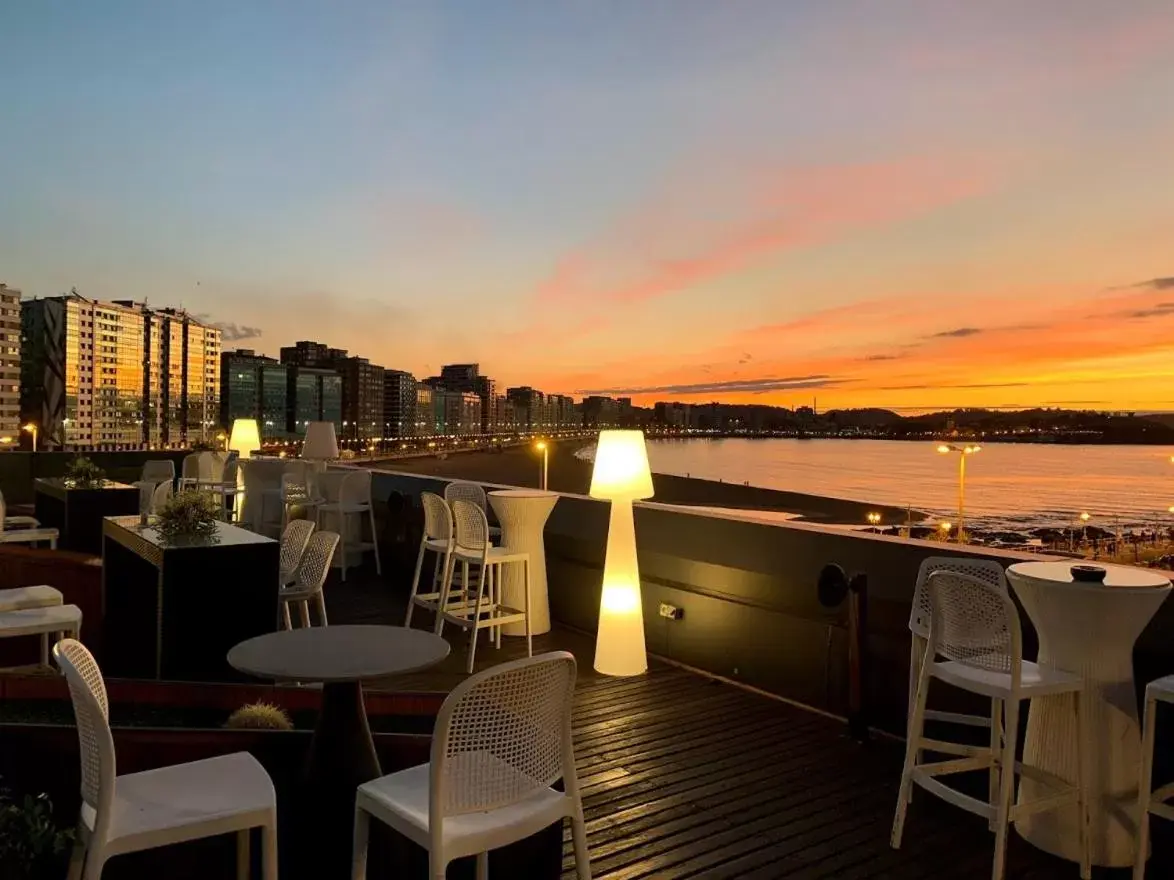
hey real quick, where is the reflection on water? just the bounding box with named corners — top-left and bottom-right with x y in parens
top-left (645, 438), bottom-right (1174, 531)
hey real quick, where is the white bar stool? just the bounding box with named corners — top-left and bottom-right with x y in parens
top-left (1136, 674), bottom-right (1174, 878)
top-left (892, 570), bottom-right (1092, 880)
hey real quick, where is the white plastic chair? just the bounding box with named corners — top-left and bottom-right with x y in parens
top-left (279, 519), bottom-right (316, 589)
top-left (280, 531), bottom-right (339, 630)
top-left (439, 500), bottom-right (531, 673)
top-left (443, 481), bottom-right (501, 540)
top-left (280, 470), bottom-right (323, 533)
top-left (406, 493), bottom-right (464, 628)
top-left (908, 556), bottom-right (1009, 815)
top-left (1136, 674), bottom-right (1174, 878)
top-left (892, 570), bottom-right (1092, 880)
top-left (54, 639), bottom-right (278, 880)
top-left (352, 651), bottom-right (591, 880)
top-left (317, 470), bottom-right (380, 581)
top-left (0, 604), bottom-right (81, 667)
top-left (178, 453), bottom-right (202, 491)
top-left (149, 480), bottom-right (173, 515)
top-left (140, 460), bottom-right (176, 486)
top-left (0, 487), bottom-right (41, 530)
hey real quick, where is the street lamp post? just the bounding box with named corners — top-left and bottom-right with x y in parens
top-left (867, 511), bottom-right (881, 530)
top-left (22, 423), bottom-right (37, 453)
top-left (936, 443), bottom-right (980, 541)
top-left (535, 440), bottom-right (549, 490)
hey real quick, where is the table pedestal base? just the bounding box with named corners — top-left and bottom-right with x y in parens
top-left (303, 682), bottom-right (380, 878)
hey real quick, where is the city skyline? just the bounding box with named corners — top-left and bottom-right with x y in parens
top-left (3, 2), bottom-right (1173, 413)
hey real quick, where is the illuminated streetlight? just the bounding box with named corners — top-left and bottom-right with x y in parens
top-left (867, 511), bottom-right (881, 528)
top-left (22, 423), bottom-right (37, 453)
top-left (940, 521), bottom-right (952, 540)
top-left (936, 443), bottom-right (980, 541)
top-left (535, 440), bottom-right (549, 490)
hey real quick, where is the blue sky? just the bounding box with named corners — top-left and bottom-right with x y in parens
top-left (3, 1), bottom-right (1173, 409)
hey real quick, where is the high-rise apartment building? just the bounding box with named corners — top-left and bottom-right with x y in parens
top-left (280, 342), bottom-right (383, 442)
top-left (382, 369), bottom-right (417, 438)
top-left (414, 383), bottom-right (438, 436)
top-left (220, 349), bottom-right (289, 441)
top-left (286, 366), bottom-right (342, 436)
top-left (21, 293), bottom-right (220, 450)
top-left (0, 285), bottom-right (22, 441)
top-left (434, 364), bottom-right (497, 434)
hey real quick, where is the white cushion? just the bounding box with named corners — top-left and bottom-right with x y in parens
top-left (0, 604), bottom-right (82, 638)
top-left (0, 585), bottom-right (63, 613)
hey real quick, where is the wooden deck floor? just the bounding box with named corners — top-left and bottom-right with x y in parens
top-left (330, 565), bottom-right (1172, 879)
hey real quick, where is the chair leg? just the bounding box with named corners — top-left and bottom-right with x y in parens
top-left (236, 828), bottom-right (250, 880)
top-left (989, 698), bottom-right (1003, 831)
top-left (435, 553), bottom-right (456, 637)
top-left (281, 601), bottom-right (292, 631)
top-left (315, 592), bottom-right (328, 626)
top-left (66, 832), bottom-right (86, 880)
top-left (406, 539), bottom-right (427, 627)
top-left (907, 636), bottom-right (925, 803)
top-left (340, 517), bottom-right (348, 582)
top-left (1074, 691), bottom-right (1091, 880)
top-left (524, 558), bottom-right (532, 659)
top-left (351, 806), bottom-right (369, 880)
top-left (82, 844), bottom-right (105, 880)
top-left (40, 633), bottom-right (49, 667)
top-left (467, 562), bottom-right (488, 674)
top-left (369, 506), bottom-right (382, 575)
top-left (891, 661), bottom-right (931, 849)
top-left (262, 821), bottom-right (278, 880)
top-left (991, 697), bottom-right (1021, 880)
top-left (1136, 693), bottom-right (1156, 880)
top-left (299, 601), bottom-right (311, 628)
top-left (570, 809), bottom-right (592, 880)
top-left (476, 851), bottom-right (488, 880)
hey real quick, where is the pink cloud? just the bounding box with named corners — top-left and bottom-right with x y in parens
top-left (534, 155), bottom-right (996, 308)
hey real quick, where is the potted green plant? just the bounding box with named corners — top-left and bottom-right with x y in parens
top-left (0, 782), bottom-right (74, 880)
top-left (63, 456), bottom-right (105, 489)
top-left (154, 491), bottom-right (222, 544)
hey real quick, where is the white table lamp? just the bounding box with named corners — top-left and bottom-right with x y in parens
top-left (302, 421), bottom-right (339, 461)
top-left (228, 418), bottom-right (261, 459)
top-left (590, 430), bottom-right (654, 676)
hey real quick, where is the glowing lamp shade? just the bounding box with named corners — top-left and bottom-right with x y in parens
top-left (590, 430), bottom-right (653, 676)
top-left (589, 430), bottom-right (654, 501)
top-left (228, 419), bottom-right (261, 459)
top-left (302, 421), bottom-right (339, 460)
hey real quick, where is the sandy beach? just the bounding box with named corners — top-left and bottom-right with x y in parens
top-left (371, 440), bottom-right (918, 525)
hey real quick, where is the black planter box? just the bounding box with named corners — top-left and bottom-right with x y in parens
top-left (102, 516), bottom-right (280, 682)
top-left (34, 478), bottom-right (140, 555)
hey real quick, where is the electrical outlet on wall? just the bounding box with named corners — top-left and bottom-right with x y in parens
top-left (659, 603), bottom-right (683, 620)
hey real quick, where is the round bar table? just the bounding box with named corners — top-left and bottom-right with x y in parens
top-left (229, 625), bottom-right (449, 876)
top-left (488, 489), bottom-right (558, 636)
top-left (1007, 561), bottom-right (1170, 868)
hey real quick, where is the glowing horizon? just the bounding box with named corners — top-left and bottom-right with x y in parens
top-left (2, 2), bottom-right (1172, 414)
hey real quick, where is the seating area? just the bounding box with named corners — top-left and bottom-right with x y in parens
top-left (1, 447), bottom-right (1174, 879)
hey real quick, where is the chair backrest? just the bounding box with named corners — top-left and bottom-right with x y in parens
top-left (444, 481), bottom-right (487, 513)
top-left (280, 518), bottom-right (316, 582)
top-left (281, 471), bottom-right (311, 503)
top-left (53, 639), bottom-right (116, 837)
top-left (140, 459), bottom-right (175, 484)
top-left (150, 480), bottom-right (173, 514)
top-left (180, 453), bottom-right (201, 480)
top-left (910, 556), bottom-right (1007, 639)
top-left (452, 499), bottom-right (489, 552)
top-left (293, 531), bottom-right (339, 594)
top-left (430, 652), bottom-right (577, 821)
top-left (926, 570), bottom-right (1021, 680)
top-left (421, 492), bottom-right (453, 543)
top-left (196, 452), bottom-right (217, 483)
top-left (338, 469), bottom-right (372, 506)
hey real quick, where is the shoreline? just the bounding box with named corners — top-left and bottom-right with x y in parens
top-left (371, 441), bottom-right (923, 525)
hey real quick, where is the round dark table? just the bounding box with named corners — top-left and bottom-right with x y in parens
top-left (228, 625), bottom-right (449, 877)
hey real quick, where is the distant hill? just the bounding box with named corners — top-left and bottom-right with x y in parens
top-left (823, 408), bottom-right (903, 427)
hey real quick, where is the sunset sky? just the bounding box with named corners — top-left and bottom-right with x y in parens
top-left (2, 1), bottom-right (1173, 412)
